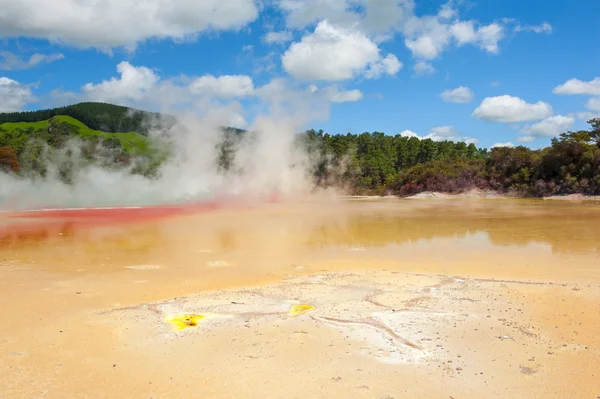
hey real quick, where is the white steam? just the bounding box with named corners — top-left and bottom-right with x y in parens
top-left (0, 101), bottom-right (332, 211)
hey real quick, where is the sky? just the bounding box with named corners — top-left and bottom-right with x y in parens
top-left (0, 0), bottom-right (599, 149)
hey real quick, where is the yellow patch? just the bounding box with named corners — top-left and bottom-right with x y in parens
top-left (289, 304), bottom-right (315, 316)
top-left (166, 314), bottom-right (206, 330)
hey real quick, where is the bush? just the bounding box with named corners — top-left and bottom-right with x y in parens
top-left (0, 146), bottom-right (19, 172)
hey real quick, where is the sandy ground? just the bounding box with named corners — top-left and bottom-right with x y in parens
top-left (1, 199), bottom-right (599, 399)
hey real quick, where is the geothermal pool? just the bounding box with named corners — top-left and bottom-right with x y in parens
top-left (1, 198), bottom-right (599, 398)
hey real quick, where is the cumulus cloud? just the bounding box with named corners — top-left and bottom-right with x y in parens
top-left (440, 86), bottom-right (474, 103)
top-left (277, 0), bottom-right (505, 59)
top-left (474, 23), bottom-right (504, 54)
top-left (404, 17), bottom-right (452, 60)
top-left (60, 62), bottom-right (257, 113)
top-left (403, 12), bottom-right (504, 59)
top-left (521, 115), bottom-right (575, 139)
top-left (414, 60), bottom-right (435, 76)
top-left (399, 126), bottom-right (477, 144)
top-left (472, 95), bottom-right (553, 123)
top-left (276, 1), bottom-right (546, 67)
top-left (446, 21), bottom-right (505, 53)
top-left (400, 129), bottom-right (419, 138)
top-left (449, 21), bottom-right (477, 45)
top-left (59, 60), bottom-right (364, 129)
top-left (281, 20), bottom-right (400, 81)
top-left (189, 74), bottom-right (254, 98)
top-left (263, 31), bottom-right (294, 44)
top-left (491, 142), bottom-right (514, 148)
top-left (0, 0), bottom-right (258, 49)
top-left (0, 51), bottom-right (64, 70)
top-left (364, 54), bottom-right (403, 79)
top-left (0, 77), bottom-right (37, 111)
top-left (553, 77), bottom-right (600, 96)
top-left (82, 61), bottom-right (159, 103)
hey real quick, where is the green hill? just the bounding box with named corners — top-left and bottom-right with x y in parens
top-left (0, 115), bottom-right (152, 155)
top-left (0, 102), bottom-right (173, 136)
top-left (0, 115), bottom-right (166, 179)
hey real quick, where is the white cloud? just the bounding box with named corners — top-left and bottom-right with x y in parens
top-left (309, 84), bottom-right (363, 103)
top-left (491, 81), bottom-right (500, 87)
top-left (404, 18), bottom-right (452, 60)
top-left (586, 97), bottom-right (600, 112)
top-left (491, 142), bottom-right (514, 148)
top-left (54, 64), bottom-right (261, 130)
top-left (72, 62), bottom-right (256, 112)
top-left (327, 88), bottom-right (363, 103)
top-left (553, 77), bottom-right (600, 96)
top-left (447, 21), bottom-right (504, 53)
top-left (450, 21), bottom-right (476, 45)
top-left (0, 77), bottom-right (37, 112)
top-left (440, 86), bottom-right (474, 103)
top-left (475, 23), bottom-right (504, 54)
top-left (429, 125), bottom-right (479, 143)
top-left (0, 51), bottom-right (63, 70)
top-left (281, 20), bottom-right (399, 81)
top-left (400, 125), bottom-right (478, 144)
top-left (263, 31), bottom-right (294, 44)
top-left (472, 95), bottom-right (553, 123)
top-left (189, 74), bottom-right (254, 98)
top-left (403, 13), bottom-right (504, 60)
top-left (400, 129), bottom-right (419, 138)
top-left (82, 61), bottom-right (159, 103)
top-left (429, 125), bottom-right (461, 138)
top-left (276, 1), bottom-right (540, 64)
top-left (514, 22), bottom-right (552, 34)
top-left (521, 115), bottom-right (575, 138)
top-left (0, 0), bottom-right (258, 49)
top-left (364, 54), bottom-right (403, 79)
top-left (414, 60), bottom-right (434, 76)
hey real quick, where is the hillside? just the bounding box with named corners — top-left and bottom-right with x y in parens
top-left (0, 102), bottom-right (173, 136)
top-left (0, 115), bottom-right (153, 154)
top-left (0, 115), bottom-right (165, 179)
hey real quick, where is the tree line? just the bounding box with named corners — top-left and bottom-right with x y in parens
top-left (0, 102), bottom-right (170, 136)
top-left (298, 118), bottom-right (600, 196)
top-left (1, 101), bottom-right (599, 198)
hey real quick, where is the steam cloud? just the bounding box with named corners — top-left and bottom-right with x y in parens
top-left (0, 93), bottom-right (338, 211)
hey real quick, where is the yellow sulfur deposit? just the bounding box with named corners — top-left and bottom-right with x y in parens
top-left (166, 314), bottom-right (206, 330)
top-left (289, 304), bottom-right (315, 316)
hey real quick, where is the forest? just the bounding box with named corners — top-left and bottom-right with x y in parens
top-left (0, 102), bottom-right (170, 136)
top-left (302, 118), bottom-right (600, 196)
top-left (1, 102), bottom-right (599, 197)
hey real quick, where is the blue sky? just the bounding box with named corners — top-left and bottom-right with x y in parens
top-left (0, 0), bottom-right (599, 149)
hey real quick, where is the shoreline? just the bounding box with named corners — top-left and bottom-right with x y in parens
top-left (344, 190), bottom-right (600, 201)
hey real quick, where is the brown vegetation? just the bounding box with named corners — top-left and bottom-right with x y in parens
top-left (0, 146), bottom-right (19, 172)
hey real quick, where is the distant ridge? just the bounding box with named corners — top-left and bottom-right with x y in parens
top-left (0, 102), bottom-right (170, 136)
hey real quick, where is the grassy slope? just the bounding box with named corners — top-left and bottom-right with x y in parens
top-left (0, 115), bottom-right (152, 155)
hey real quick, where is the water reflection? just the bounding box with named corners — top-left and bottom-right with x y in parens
top-left (1, 200), bottom-right (599, 266)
